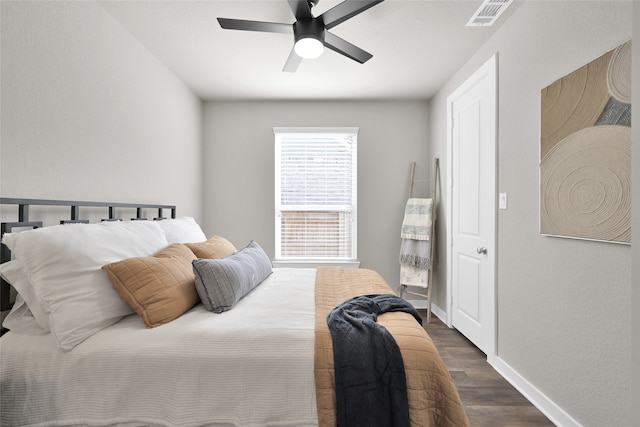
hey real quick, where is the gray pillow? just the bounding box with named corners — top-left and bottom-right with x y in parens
top-left (192, 241), bottom-right (272, 313)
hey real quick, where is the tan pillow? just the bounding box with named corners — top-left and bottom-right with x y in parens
top-left (186, 235), bottom-right (237, 259)
top-left (103, 243), bottom-right (198, 328)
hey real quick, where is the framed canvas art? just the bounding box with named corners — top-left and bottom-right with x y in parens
top-left (540, 40), bottom-right (632, 244)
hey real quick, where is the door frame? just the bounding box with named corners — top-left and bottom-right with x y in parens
top-left (445, 54), bottom-right (498, 362)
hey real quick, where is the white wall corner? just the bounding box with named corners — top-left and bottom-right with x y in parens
top-left (490, 357), bottom-right (583, 427)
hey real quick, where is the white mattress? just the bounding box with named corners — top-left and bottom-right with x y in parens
top-left (0, 268), bottom-right (319, 427)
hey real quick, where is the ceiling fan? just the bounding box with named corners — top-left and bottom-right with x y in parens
top-left (217, 0), bottom-right (384, 73)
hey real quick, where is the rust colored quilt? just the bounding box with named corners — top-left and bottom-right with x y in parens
top-left (314, 267), bottom-right (470, 427)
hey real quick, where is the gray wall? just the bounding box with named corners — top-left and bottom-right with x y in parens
top-left (0, 1), bottom-right (203, 221)
top-left (1, 0), bottom-right (637, 424)
top-left (632, 2), bottom-right (640, 426)
top-left (202, 101), bottom-right (430, 287)
top-left (429, 1), bottom-right (632, 425)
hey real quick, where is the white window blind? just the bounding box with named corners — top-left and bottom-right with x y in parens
top-left (274, 127), bottom-right (357, 261)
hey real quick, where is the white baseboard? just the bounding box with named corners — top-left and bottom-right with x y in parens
top-left (407, 300), bottom-right (581, 426)
top-left (430, 303), bottom-right (447, 323)
top-left (490, 357), bottom-right (582, 427)
top-left (405, 301), bottom-right (448, 324)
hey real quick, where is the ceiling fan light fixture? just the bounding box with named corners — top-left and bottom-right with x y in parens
top-left (294, 37), bottom-right (324, 59)
top-left (293, 18), bottom-right (325, 59)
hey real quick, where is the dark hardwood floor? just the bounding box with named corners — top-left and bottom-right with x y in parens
top-left (419, 310), bottom-right (556, 427)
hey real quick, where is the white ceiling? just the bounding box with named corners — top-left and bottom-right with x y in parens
top-left (99, 0), bottom-right (520, 101)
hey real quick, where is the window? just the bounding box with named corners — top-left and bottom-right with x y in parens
top-left (274, 127), bottom-right (357, 262)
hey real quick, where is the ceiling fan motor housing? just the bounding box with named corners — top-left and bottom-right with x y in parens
top-left (293, 17), bottom-right (325, 44)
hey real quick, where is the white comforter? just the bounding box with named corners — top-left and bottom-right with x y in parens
top-left (0, 268), bottom-right (319, 427)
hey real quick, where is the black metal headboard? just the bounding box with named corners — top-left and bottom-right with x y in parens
top-left (0, 198), bottom-right (176, 313)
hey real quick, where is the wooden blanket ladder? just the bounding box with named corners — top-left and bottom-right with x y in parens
top-left (399, 158), bottom-right (439, 323)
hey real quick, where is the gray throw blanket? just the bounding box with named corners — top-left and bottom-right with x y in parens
top-left (327, 294), bottom-right (422, 427)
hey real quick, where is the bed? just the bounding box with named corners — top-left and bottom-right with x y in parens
top-left (0, 198), bottom-right (469, 427)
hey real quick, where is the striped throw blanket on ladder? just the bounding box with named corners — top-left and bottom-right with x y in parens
top-left (399, 198), bottom-right (433, 271)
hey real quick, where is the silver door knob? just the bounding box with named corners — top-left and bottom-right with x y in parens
top-left (477, 247), bottom-right (488, 254)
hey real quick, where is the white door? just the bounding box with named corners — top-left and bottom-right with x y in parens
top-left (447, 55), bottom-right (497, 357)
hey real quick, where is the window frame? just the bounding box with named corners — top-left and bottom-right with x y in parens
top-left (273, 127), bottom-right (358, 265)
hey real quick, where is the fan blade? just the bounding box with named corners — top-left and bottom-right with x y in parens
top-left (217, 18), bottom-right (292, 34)
top-left (287, 0), bottom-right (313, 20)
top-left (320, 0), bottom-right (384, 29)
top-left (283, 47), bottom-right (303, 73)
top-left (324, 31), bottom-right (373, 63)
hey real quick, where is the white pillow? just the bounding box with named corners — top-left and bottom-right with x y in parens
top-left (2, 221), bottom-right (169, 351)
top-left (2, 294), bottom-right (47, 335)
top-left (156, 216), bottom-right (207, 243)
top-left (0, 260), bottom-right (49, 332)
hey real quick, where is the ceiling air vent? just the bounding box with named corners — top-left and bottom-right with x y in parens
top-left (466, 0), bottom-right (514, 27)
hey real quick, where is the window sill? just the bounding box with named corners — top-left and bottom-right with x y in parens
top-left (272, 260), bottom-right (360, 269)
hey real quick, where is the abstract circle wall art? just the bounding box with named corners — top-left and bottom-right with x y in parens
top-left (540, 40), bottom-right (632, 244)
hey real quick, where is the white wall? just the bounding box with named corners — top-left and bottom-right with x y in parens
top-left (0, 1), bottom-right (203, 221)
top-left (203, 101), bottom-right (430, 287)
top-left (429, 1), bottom-right (632, 425)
